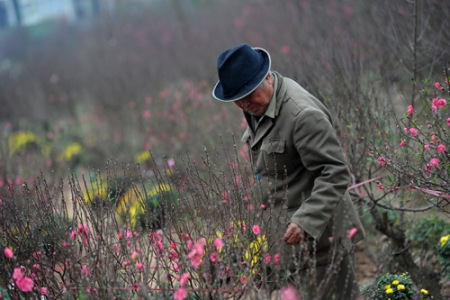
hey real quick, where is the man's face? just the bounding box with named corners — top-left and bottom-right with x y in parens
top-left (234, 73), bottom-right (274, 116)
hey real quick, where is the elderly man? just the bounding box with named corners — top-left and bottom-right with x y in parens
top-left (212, 44), bottom-right (365, 299)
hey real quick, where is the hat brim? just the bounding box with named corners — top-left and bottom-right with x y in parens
top-left (212, 47), bottom-right (271, 102)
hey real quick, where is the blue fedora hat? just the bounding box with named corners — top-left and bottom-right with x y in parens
top-left (212, 44), bottom-right (271, 102)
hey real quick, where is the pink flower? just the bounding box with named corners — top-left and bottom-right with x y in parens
top-left (209, 252), bottom-right (219, 262)
top-left (261, 203), bottom-right (267, 210)
top-left (424, 144), bottom-right (430, 150)
top-left (179, 272), bottom-right (189, 286)
top-left (347, 227), bottom-right (358, 239)
top-left (435, 82), bottom-right (442, 90)
top-left (213, 238), bottom-right (223, 250)
top-left (173, 287), bottom-right (188, 300)
top-left (70, 230), bottom-right (77, 239)
top-left (447, 118), bottom-right (450, 126)
top-left (407, 105), bottom-right (414, 115)
top-left (280, 284), bottom-right (300, 300)
top-left (191, 256), bottom-right (202, 268)
top-left (4, 247), bottom-right (14, 259)
top-left (136, 262), bottom-right (144, 271)
top-left (240, 275), bottom-right (248, 285)
top-left (130, 250), bottom-right (140, 262)
top-left (252, 225), bottom-right (261, 235)
top-left (438, 144), bottom-right (446, 153)
top-left (377, 156), bottom-right (386, 166)
top-left (16, 276), bottom-right (34, 292)
top-left (273, 253), bottom-right (280, 264)
top-left (40, 287), bottom-right (48, 295)
top-left (81, 266), bottom-right (90, 277)
top-left (263, 253), bottom-right (271, 264)
top-left (13, 267), bottom-right (23, 280)
top-left (399, 140), bottom-right (405, 147)
top-left (194, 242), bottom-right (205, 256)
top-left (432, 98), bottom-right (447, 112)
top-left (430, 158), bottom-right (439, 167)
top-left (167, 158), bottom-right (176, 168)
top-left (409, 128), bottom-right (418, 137)
top-left (126, 229), bottom-right (133, 239)
top-left (122, 260), bottom-right (131, 267)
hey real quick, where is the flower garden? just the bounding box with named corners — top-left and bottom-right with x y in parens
top-left (1, 0), bottom-right (450, 299)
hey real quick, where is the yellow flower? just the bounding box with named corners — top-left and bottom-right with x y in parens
top-left (59, 142), bottom-right (82, 161)
top-left (147, 183), bottom-right (171, 197)
top-left (8, 131), bottom-right (40, 155)
top-left (392, 280), bottom-right (399, 285)
top-left (134, 151), bottom-right (151, 164)
top-left (420, 289), bottom-right (429, 295)
top-left (385, 288), bottom-right (394, 294)
top-left (397, 284), bottom-right (406, 291)
top-left (440, 234), bottom-right (450, 247)
top-left (384, 285), bottom-right (391, 290)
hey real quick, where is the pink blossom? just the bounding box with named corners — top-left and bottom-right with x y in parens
top-left (377, 183), bottom-right (383, 190)
top-left (194, 242), bottom-right (205, 256)
top-left (263, 253), bottom-right (271, 264)
top-left (209, 252), bottom-right (219, 262)
top-left (13, 267), bottom-right (23, 280)
top-left (274, 253), bottom-right (280, 264)
top-left (407, 105), bottom-right (414, 115)
top-left (430, 158), bottom-right (439, 167)
top-left (438, 144), bottom-right (446, 153)
top-left (435, 82), bottom-right (442, 90)
top-left (261, 203), bottom-right (267, 210)
top-left (191, 256), bottom-right (202, 268)
top-left (432, 98), bottom-right (447, 112)
top-left (409, 128), bottom-right (418, 136)
top-left (347, 227), bottom-right (358, 239)
top-left (399, 140), bottom-right (405, 147)
top-left (81, 266), bottom-right (90, 277)
top-left (16, 276), bottom-right (34, 292)
top-left (126, 229), bottom-right (133, 239)
top-left (122, 260), bottom-right (131, 267)
top-left (40, 287), bottom-right (48, 295)
top-left (167, 158), bottom-right (176, 168)
top-left (173, 287), bottom-right (188, 300)
top-left (136, 262), bottom-right (144, 271)
top-left (252, 225), bottom-right (261, 235)
top-left (179, 272), bottom-right (189, 286)
top-left (240, 275), bottom-right (248, 285)
top-left (447, 118), bottom-right (450, 126)
top-left (280, 284), bottom-right (300, 300)
top-left (213, 238), bottom-right (223, 250)
top-left (4, 247), bottom-right (14, 259)
top-left (70, 230), bottom-right (77, 240)
top-left (424, 144), bottom-right (430, 150)
top-left (130, 250), bottom-right (140, 262)
top-left (377, 156), bottom-right (386, 166)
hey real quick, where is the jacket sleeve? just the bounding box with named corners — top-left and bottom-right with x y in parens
top-left (290, 107), bottom-right (350, 240)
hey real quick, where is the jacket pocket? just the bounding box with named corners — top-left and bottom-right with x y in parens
top-left (260, 140), bottom-right (289, 175)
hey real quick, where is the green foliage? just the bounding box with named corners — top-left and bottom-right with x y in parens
top-left (375, 272), bottom-right (416, 300)
top-left (438, 234), bottom-right (450, 278)
top-left (407, 216), bottom-right (450, 251)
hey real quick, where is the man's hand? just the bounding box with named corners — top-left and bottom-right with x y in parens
top-left (283, 222), bottom-right (305, 245)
